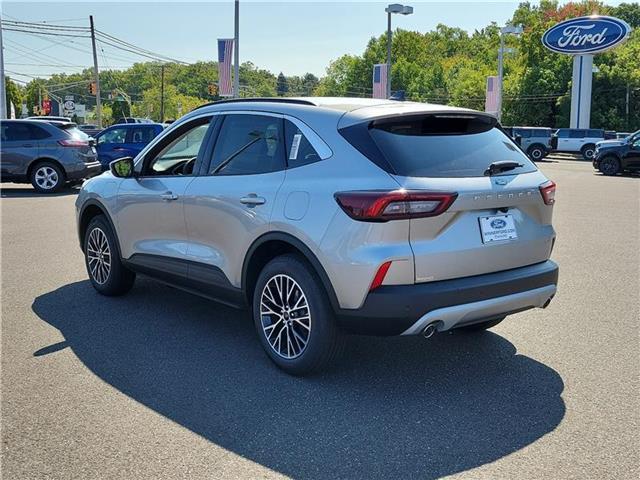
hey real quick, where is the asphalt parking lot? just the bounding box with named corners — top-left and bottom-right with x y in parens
top-left (1, 159), bottom-right (638, 479)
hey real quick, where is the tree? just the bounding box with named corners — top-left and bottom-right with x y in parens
top-left (276, 72), bottom-right (289, 96)
top-left (4, 77), bottom-right (23, 117)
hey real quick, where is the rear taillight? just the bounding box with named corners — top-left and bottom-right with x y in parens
top-left (58, 139), bottom-right (88, 147)
top-left (334, 190), bottom-right (457, 222)
top-left (539, 180), bottom-right (556, 205)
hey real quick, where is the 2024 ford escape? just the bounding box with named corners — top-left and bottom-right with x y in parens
top-left (76, 98), bottom-right (559, 375)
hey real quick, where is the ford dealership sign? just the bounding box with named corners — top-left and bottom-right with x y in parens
top-left (542, 16), bottom-right (631, 54)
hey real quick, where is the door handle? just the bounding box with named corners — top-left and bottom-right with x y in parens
top-left (113, 147), bottom-right (127, 151)
top-left (21, 144), bottom-right (34, 147)
top-left (240, 194), bottom-right (266, 206)
top-left (161, 192), bottom-right (179, 201)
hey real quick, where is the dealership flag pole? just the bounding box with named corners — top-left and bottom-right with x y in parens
top-left (0, 14), bottom-right (7, 119)
top-left (233, 0), bottom-right (240, 98)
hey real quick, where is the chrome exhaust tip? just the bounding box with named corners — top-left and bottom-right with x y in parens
top-left (422, 322), bottom-right (438, 339)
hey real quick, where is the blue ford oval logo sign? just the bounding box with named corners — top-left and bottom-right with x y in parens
top-left (542, 16), bottom-right (631, 54)
top-left (491, 219), bottom-right (507, 229)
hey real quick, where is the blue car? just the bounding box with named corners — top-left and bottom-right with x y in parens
top-left (95, 123), bottom-right (164, 169)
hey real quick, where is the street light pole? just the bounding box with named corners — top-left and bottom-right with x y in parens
top-left (385, 4), bottom-right (413, 99)
top-left (497, 24), bottom-right (523, 122)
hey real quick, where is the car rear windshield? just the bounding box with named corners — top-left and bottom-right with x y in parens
top-left (342, 114), bottom-right (536, 178)
top-left (57, 124), bottom-right (90, 140)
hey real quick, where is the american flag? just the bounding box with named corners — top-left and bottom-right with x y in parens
top-left (372, 64), bottom-right (388, 99)
top-left (485, 75), bottom-right (499, 115)
top-left (218, 38), bottom-right (234, 97)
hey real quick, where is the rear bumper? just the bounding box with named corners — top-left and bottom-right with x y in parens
top-left (336, 260), bottom-right (559, 336)
top-left (67, 161), bottom-right (103, 181)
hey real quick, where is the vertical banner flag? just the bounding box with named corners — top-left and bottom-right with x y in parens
top-left (485, 76), bottom-right (499, 115)
top-left (372, 64), bottom-right (388, 99)
top-left (218, 38), bottom-right (235, 97)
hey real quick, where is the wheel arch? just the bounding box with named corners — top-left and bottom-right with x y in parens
top-left (78, 199), bottom-right (120, 255)
top-left (242, 232), bottom-right (340, 312)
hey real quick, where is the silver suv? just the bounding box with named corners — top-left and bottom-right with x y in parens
top-left (76, 98), bottom-right (559, 375)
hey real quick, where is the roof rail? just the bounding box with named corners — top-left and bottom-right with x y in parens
top-left (193, 97), bottom-right (316, 111)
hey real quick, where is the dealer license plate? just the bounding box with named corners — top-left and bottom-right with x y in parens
top-left (479, 215), bottom-right (518, 243)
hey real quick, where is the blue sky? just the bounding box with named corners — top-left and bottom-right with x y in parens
top-left (2, 1), bottom-right (626, 81)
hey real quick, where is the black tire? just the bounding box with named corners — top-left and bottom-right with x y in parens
top-left (30, 161), bottom-right (65, 193)
top-left (84, 215), bottom-right (135, 296)
top-left (527, 145), bottom-right (546, 161)
top-left (253, 254), bottom-right (343, 375)
top-left (581, 144), bottom-right (596, 161)
top-left (599, 155), bottom-right (621, 176)
top-left (458, 317), bottom-right (505, 332)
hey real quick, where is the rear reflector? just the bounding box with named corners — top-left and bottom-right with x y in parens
top-left (58, 139), bottom-right (88, 147)
top-left (369, 261), bottom-right (392, 291)
top-left (334, 190), bottom-right (457, 222)
top-left (539, 180), bottom-right (556, 205)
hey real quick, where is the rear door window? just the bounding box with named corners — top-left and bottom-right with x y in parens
top-left (351, 114), bottom-right (536, 178)
top-left (569, 130), bottom-right (585, 138)
top-left (208, 114), bottom-right (285, 175)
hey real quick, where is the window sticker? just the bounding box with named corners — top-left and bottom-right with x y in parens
top-left (289, 133), bottom-right (302, 160)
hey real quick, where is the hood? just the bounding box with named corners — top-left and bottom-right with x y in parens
top-left (596, 139), bottom-right (625, 148)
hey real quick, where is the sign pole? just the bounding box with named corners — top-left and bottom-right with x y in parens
top-left (569, 54), bottom-right (593, 128)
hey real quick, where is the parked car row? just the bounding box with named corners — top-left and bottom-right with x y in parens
top-left (504, 127), bottom-right (637, 162)
top-left (1, 119), bottom-right (165, 192)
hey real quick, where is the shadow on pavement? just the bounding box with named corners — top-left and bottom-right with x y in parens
top-left (32, 279), bottom-right (565, 479)
top-left (1, 185), bottom-right (80, 198)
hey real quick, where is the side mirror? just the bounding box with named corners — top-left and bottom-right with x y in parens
top-left (513, 134), bottom-right (522, 146)
top-left (109, 156), bottom-right (135, 178)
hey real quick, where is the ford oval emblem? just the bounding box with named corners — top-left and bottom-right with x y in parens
top-left (494, 178), bottom-right (508, 185)
top-left (491, 219), bottom-right (507, 229)
top-left (542, 16), bottom-right (631, 55)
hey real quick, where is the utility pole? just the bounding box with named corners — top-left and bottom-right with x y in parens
top-left (0, 14), bottom-right (7, 119)
top-left (89, 16), bottom-right (102, 128)
top-left (160, 64), bottom-right (165, 122)
top-left (233, 0), bottom-right (240, 98)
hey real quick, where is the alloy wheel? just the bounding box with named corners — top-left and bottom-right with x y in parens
top-left (601, 157), bottom-right (618, 175)
top-left (87, 227), bottom-right (111, 285)
top-left (34, 166), bottom-right (59, 190)
top-left (260, 274), bottom-right (311, 359)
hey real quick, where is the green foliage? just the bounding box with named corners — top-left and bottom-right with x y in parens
top-left (4, 77), bottom-right (23, 115)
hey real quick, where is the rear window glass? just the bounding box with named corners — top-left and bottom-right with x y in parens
top-left (364, 115), bottom-right (536, 178)
top-left (58, 125), bottom-right (89, 140)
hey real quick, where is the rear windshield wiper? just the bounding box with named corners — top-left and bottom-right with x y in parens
top-left (484, 160), bottom-right (523, 176)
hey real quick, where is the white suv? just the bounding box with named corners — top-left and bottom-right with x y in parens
top-left (551, 128), bottom-right (605, 160)
top-left (76, 98), bottom-right (559, 375)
